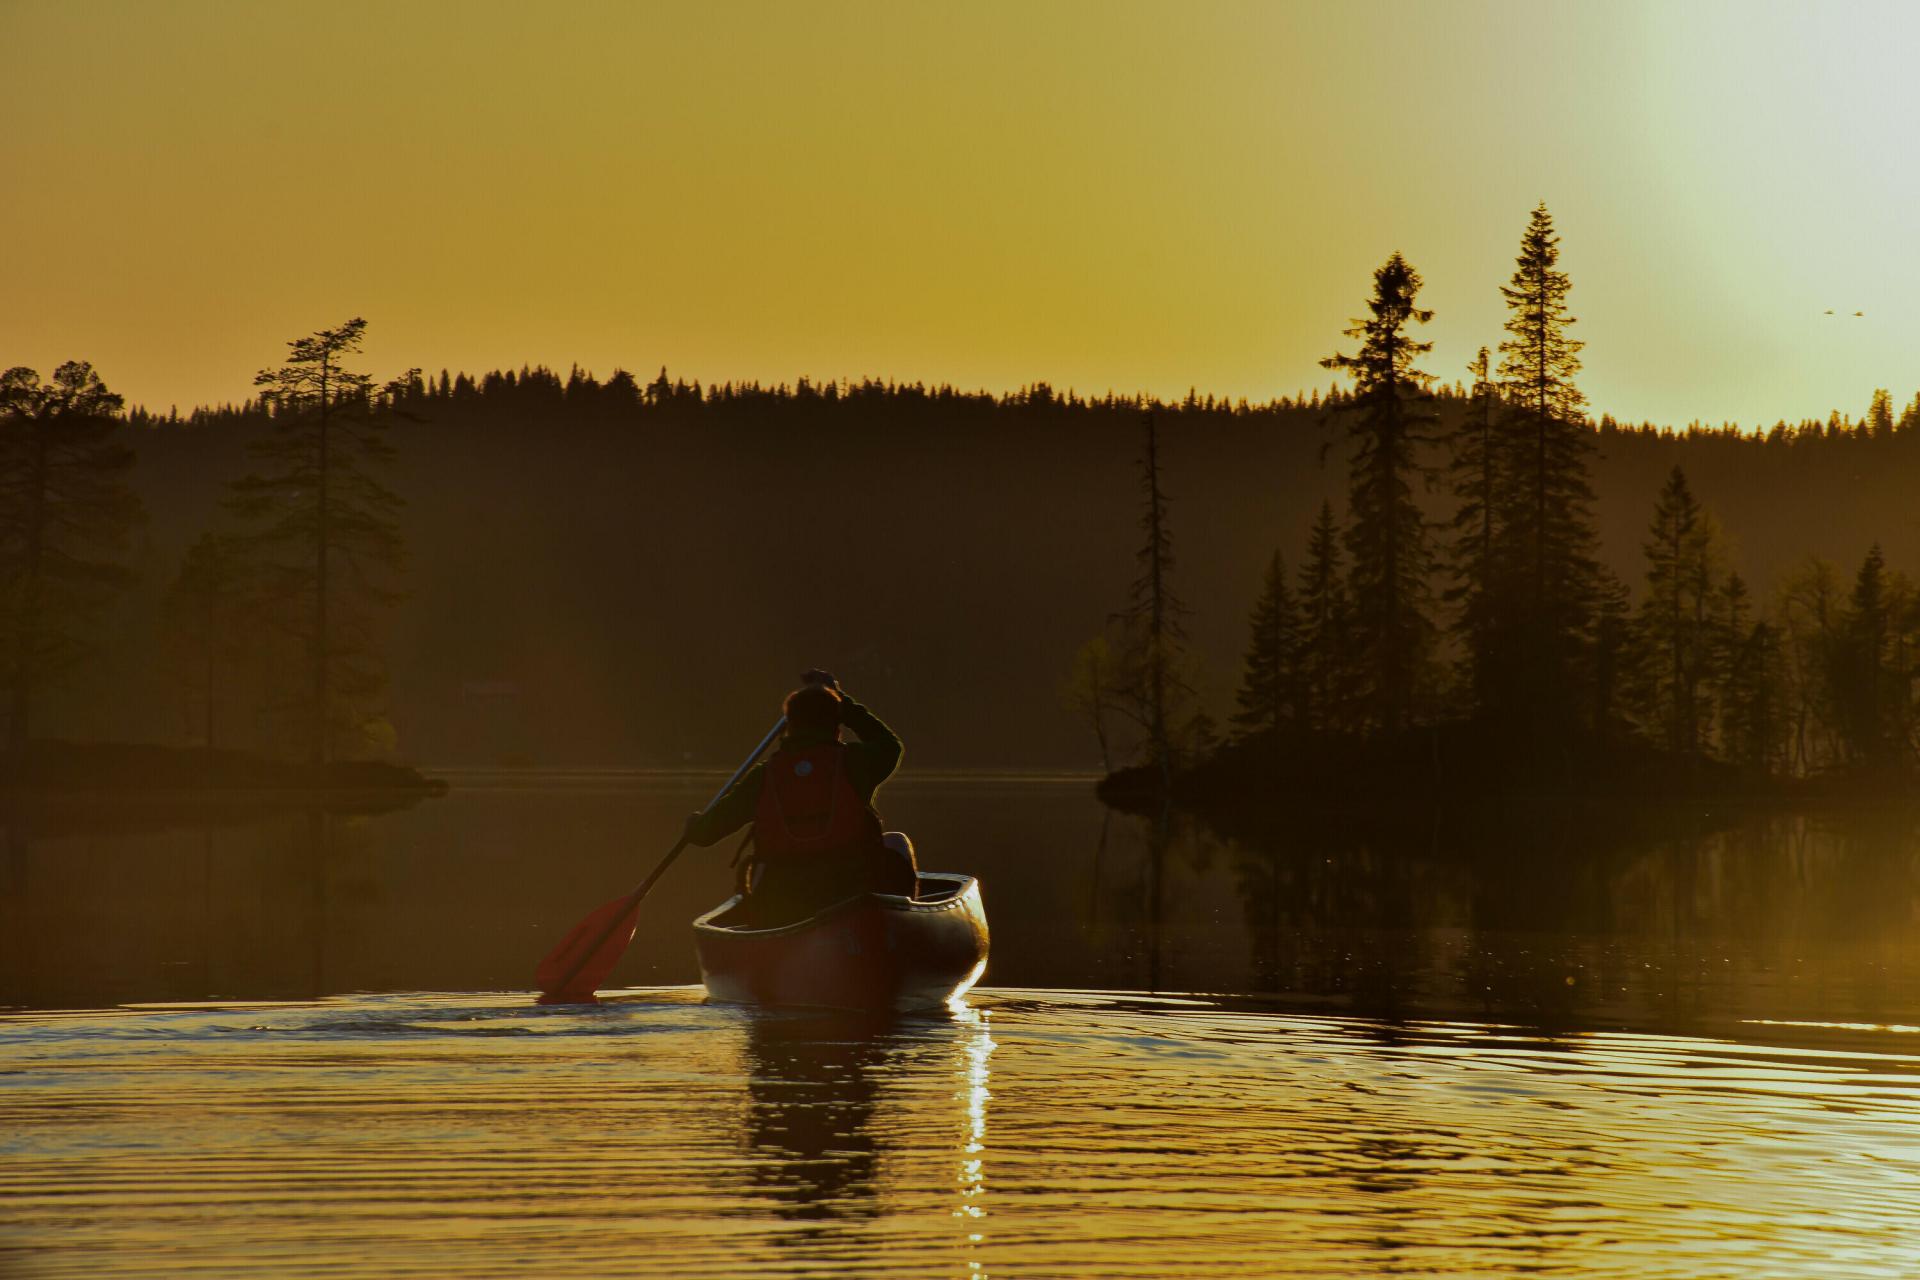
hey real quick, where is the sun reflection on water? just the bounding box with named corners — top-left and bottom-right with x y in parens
top-left (952, 1005), bottom-right (995, 1275)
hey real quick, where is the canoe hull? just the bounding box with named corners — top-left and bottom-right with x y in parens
top-left (692, 872), bottom-right (989, 1013)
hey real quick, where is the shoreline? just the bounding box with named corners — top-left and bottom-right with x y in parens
top-left (0, 741), bottom-right (448, 798)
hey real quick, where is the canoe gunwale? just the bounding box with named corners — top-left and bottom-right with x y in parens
top-left (690, 872), bottom-right (979, 941)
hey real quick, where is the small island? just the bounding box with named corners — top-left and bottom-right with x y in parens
top-left (1070, 213), bottom-right (1920, 830)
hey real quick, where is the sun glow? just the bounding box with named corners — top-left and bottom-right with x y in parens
top-left (4, 1), bottom-right (1918, 427)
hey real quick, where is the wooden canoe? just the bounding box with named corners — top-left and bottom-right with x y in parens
top-left (692, 872), bottom-right (989, 1012)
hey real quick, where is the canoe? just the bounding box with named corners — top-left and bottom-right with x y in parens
top-left (692, 872), bottom-right (989, 1012)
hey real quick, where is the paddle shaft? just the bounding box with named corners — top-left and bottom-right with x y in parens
top-left (546, 716), bottom-right (788, 997)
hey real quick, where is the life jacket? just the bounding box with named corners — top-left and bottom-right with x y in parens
top-left (753, 742), bottom-right (881, 860)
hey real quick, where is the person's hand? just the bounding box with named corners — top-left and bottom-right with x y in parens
top-left (801, 668), bottom-right (839, 689)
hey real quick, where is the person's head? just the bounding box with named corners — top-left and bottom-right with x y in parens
top-left (783, 683), bottom-right (843, 737)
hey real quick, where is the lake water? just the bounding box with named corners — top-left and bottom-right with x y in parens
top-left (5, 773), bottom-right (1920, 1276)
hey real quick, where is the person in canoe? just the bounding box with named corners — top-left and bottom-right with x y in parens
top-left (682, 669), bottom-right (917, 926)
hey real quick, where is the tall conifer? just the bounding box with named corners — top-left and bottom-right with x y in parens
top-left (228, 319), bottom-right (414, 763)
top-left (1494, 203), bottom-right (1599, 724)
top-left (1320, 253), bottom-right (1437, 731)
top-left (1117, 411), bottom-right (1191, 781)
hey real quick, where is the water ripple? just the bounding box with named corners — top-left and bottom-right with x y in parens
top-left (3, 989), bottom-right (1917, 1278)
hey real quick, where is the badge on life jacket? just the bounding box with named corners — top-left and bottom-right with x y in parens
top-left (756, 744), bottom-right (874, 859)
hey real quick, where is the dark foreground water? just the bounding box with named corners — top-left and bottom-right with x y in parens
top-left (5, 773), bottom-right (1920, 1276)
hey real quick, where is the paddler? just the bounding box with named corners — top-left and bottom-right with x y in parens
top-left (682, 669), bottom-right (917, 925)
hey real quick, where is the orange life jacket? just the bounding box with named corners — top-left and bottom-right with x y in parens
top-left (753, 742), bottom-right (881, 860)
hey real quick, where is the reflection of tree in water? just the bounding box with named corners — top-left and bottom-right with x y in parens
top-left (1083, 793), bottom-right (1920, 1026)
top-left (1603, 809), bottom-right (1920, 1025)
top-left (1204, 803), bottom-right (1920, 1030)
top-left (1101, 807), bottom-right (1216, 992)
top-left (739, 1013), bottom-right (893, 1227)
top-left (0, 799), bottom-right (397, 1008)
top-left (1224, 819), bottom-right (1444, 1020)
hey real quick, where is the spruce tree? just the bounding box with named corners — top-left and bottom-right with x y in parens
top-left (1897, 393), bottom-right (1920, 434)
top-left (1320, 253), bottom-right (1437, 731)
top-left (1494, 203), bottom-right (1599, 724)
top-left (1866, 389), bottom-right (1895, 438)
top-left (1634, 466), bottom-right (1720, 755)
top-left (1712, 572), bottom-right (1781, 771)
top-left (1297, 501), bottom-right (1352, 734)
top-left (1726, 619), bottom-right (1783, 773)
top-left (1829, 544), bottom-right (1911, 767)
top-left (1230, 550), bottom-right (1301, 742)
top-left (1710, 571), bottom-right (1752, 752)
top-left (1448, 346), bottom-right (1505, 709)
top-left (0, 362), bottom-right (141, 751)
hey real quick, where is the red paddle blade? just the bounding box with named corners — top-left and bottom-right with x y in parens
top-left (535, 893), bottom-right (642, 1004)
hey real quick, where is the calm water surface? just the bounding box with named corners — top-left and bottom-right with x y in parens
top-left (5, 773), bottom-right (1920, 1276)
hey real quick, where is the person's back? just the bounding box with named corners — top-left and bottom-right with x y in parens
top-left (684, 671), bottom-right (916, 925)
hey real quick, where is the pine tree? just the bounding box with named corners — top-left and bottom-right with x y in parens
top-left (227, 319), bottom-right (413, 763)
top-left (1297, 501), bottom-right (1352, 733)
top-left (1494, 203), bottom-right (1599, 725)
top-left (1320, 252), bottom-right (1437, 731)
top-left (1633, 466), bottom-right (1721, 755)
top-left (1230, 550), bottom-right (1301, 742)
top-left (0, 362), bottom-right (141, 751)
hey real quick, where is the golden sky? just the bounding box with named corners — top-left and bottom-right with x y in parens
top-left (5, 0), bottom-right (1917, 427)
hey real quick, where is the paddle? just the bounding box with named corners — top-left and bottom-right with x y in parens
top-left (535, 716), bottom-right (787, 1004)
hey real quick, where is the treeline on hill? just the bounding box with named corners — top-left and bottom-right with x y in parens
top-left (10, 209), bottom-right (1920, 774)
top-left (1092, 205), bottom-right (1920, 812)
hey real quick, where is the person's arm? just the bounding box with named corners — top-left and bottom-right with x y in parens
top-left (838, 693), bottom-right (902, 792)
top-left (683, 762), bottom-right (764, 847)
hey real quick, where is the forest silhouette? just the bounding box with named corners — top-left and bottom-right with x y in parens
top-left (1094, 208), bottom-right (1920, 813)
top-left (9, 206), bottom-right (1920, 788)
